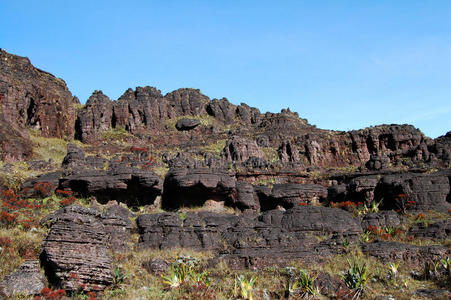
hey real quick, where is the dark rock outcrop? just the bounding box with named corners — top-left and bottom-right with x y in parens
top-left (175, 118), bottom-right (201, 131)
top-left (360, 211), bottom-right (401, 230)
top-left (256, 183), bottom-right (328, 210)
top-left (75, 91), bottom-right (113, 142)
top-left (0, 260), bottom-right (46, 298)
top-left (0, 50), bottom-right (76, 138)
top-left (137, 207), bottom-right (362, 267)
top-left (362, 240), bottom-right (449, 266)
top-left (59, 167), bottom-right (162, 207)
top-left (21, 171), bottom-right (62, 198)
top-left (222, 136), bottom-right (266, 162)
top-left (162, 168), bottom-right (236, 210)
top-left (408, 220), bottom-right (451, 240)
top-left (40, 206), bottom-right (113, 292)
top-left (376, 172), bottom-right (451, 212)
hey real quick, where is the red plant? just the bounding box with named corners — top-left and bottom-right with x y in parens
top-left (33, 182), bottom-right (55, 197)
top-left (55, 189), bottom-right (73, 196)
top-left (394, 193), bottom-right (416, 214)
top-left (299, 202), bottom-right (308, 206)
top-left (330, 201), bottom-right (357, 210)
top-left (39, 288), bottom-right (66, 300)
top-left (60, 196), bottom-right (77, 207)
top-left (0, 189), bottom-right (41, 228)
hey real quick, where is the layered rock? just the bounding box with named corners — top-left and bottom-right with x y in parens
top-left (360, 211), bottom-right (401, 230)
top-left (256, 183), bottom-right (328, 210)
top-left (75, 91), bottom-right (113, 141)
top-left (162, 168), bottom-right (238, 210)
top-left (376, 172), bottom-right (451, 212)
top-left (0, 261), bottom-right (46, 298)
top-left (362, 240), bottom-right (449, 267)
top-left (408, 220), bottom-right (451, 240)
top-left (59, 167), bottom-right (162, 207)
top-left (0, 50), bottom-right (76, 138)
top-left (222, 136), bottom-right (266, 162)
top-left (137, 207), bottom-right (362, 267)
top-left (40, 206), bottom-right (113, 292)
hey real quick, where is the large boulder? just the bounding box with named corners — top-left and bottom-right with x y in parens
top-left (360, 211), bottom-right (401, 231)
top-left (408, 220), bottom-right (451, 240)
top-left (0, 261), bottom-right (46, 298)
top-left (175, 118), bottom-right (201, 131)
top-left (40, 206), bottom-right (113, 292)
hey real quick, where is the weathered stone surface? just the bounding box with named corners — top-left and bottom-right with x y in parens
top-left (347, 175), bottom-right (380, 205)
top-left (0, 260), bottom-right (46, 298)
top-left (278, 140), bottom-right (299, 163)
top-left (222, 136), bottom-right (266, 162)
top-left (138, 207), bottom-right (361, 267)
top-left (102, 204), bottom-right (134, 252)
top-left (162, 168), bottom-right (236, 209)
top-left (206, 98), bottom-right (236, 124)
top-left (76, 91), bottom-right (113, 142)
top-left (0, 50), bottom-right (76, 139)
top-left (360, 211), bottom-right (401, 231)
top-left (0, 115), bottom-right (33, 160)
top-left (366, 154), bottom-right (390, 171)
top-left (408, 220), bottom-right (451, 240)
top-left (256, 183), bottom-right (328, 210)
top-left (175, 118), bottom-right (200, 131)
top-left (40, 205), bottom-right (113, 292)
top-left (233, 182), bottom-right (260, 212)
top-left (259, 206), bottom-right (362, 235)
top-left (376, 172), bottom-right (451, 212)
top-left (142, 259), bottom-right (169, 275)
top-left (361, 240), bottom-right (449, 266)
top-left (59, 167), bottom-right (162, 207)
top-left (61, 143), bottom-right (85, 169)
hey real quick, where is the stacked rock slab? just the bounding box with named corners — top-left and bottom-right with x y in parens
top-left (59, 167), bottom-right (162, 207)
top-left (40, 206), bottom-right (113, 292)
top-left (137, 206), bottom-right (362, 268)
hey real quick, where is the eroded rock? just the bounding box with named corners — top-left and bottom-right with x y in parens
top-left (0, 261), bottom-right (45, 298)
top-left (40, 206), bottom-right (113, 292)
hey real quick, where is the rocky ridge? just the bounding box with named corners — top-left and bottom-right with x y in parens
top-left (0, 50), bottom-right (450, 298)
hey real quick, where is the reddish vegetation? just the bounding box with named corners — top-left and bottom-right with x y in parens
top-left (0, 189), bottom-right (41, 229)
top-left (33, 288), bottom-right (66, 300)
top-left (367, 225), bottom-right (406, 241)
top-left (330, 201), bottom-right (363, 209)
top-left (33, 182), bottom-right (55, 197)
top-left (56, 189), bottom-right (73, 196)
top-left (60, 196), bottom-right (77, 207)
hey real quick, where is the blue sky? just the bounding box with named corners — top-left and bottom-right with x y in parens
top-left (1, 1), bottom-right (450, 138)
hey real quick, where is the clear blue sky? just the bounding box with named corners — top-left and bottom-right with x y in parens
top-left (1, 1), bottom-right (450, 138)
